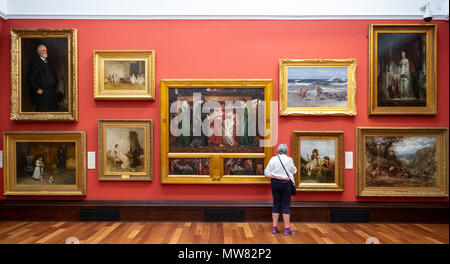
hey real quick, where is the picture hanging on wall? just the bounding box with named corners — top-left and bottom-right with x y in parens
top-left (291, 131), bottom-right (344, 192)
top-left (3, 131), bottom-right (86, 195)
top-left (160, 79), bottom-right (274, 184)
top-left (98, 119), bottom-right (153, 181)
top-left (368, 24), bottom-right (437, 115)
top-left (94, 50), bottom-right (155, 100)
top-left (279, 59), bottom-right (357, 116)
top-left (10, 29), bottom-right (78, 121)
top-left (356, 127), bottom-right (448, 197)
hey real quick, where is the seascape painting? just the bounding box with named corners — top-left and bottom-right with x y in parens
top-left (287, 67), bottom-right (348, 108)
top-left (365, 136), bottom-right (437, 188)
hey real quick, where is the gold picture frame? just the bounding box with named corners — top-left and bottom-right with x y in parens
top-left (10, 28), bottom-right (78, 121)
top-left (291, 131), bottom-right (344, 192)
top-left (368, 24), bottom-right (437, 115)
top-left (160, 79), bottom-right (274, 184)
top-left (94, 50), bottom-right (155, 100)
top-left (356, 127), bottom-right (448, 197)
top-left (98, 119), bottom-right (153, 181)
top-left (3, 131), bottom-right (86, 196)
top-left (279, 59), bottom-right (357, 116)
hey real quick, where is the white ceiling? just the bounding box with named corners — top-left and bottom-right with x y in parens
top-left (1, 0), bottom-right (449, 20)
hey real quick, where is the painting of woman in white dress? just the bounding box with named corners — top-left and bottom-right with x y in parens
top-left (31, 157), bottom-right (44, 181)
top-left (106, 127), bottom-right (145, 172)
top-left (377, 33), bottom-right (427, 107)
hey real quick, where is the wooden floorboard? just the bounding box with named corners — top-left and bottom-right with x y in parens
top-left (0, 221), bottom-right (447, 244)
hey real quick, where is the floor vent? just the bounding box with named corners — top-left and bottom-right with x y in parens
top-left (80, 208), bottom-right (120, 221)
top-left (330, 209), bottom-right (370, 223)
top-left (204, 209), bottom-right (244, 222)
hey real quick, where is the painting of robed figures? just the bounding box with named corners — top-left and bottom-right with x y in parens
top-left (160, 79), bottom-right (273, 184)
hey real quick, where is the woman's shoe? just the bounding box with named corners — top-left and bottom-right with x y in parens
top-left (283, 229), bottom-right (295, 236)
top-left (271, 227), bottom-right (279, 234)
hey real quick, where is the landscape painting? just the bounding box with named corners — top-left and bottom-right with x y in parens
top-left (364, 136), bottom-right (437, 188)
top-left (356, 127), bottom-right (448, 197)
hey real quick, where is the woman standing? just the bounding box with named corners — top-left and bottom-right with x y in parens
top-left (264, 144), bottom-right (297, 235)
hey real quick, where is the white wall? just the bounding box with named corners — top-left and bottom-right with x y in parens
top-left (4, 0), bottom-right (450, 20)
top-left (0, 0), bottom-right (7, 20)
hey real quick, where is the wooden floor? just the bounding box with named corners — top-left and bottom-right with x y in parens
top-left (0, 221), bottom-right (448, 244)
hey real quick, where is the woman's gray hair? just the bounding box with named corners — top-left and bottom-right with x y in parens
top-left (277, 144), bottom-right (288, 155)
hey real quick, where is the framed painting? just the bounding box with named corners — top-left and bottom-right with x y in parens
top-left (368, 24), bottom-right (436, 115)
top-left (160, 79), bottom-right (274, 184)
top-left (291, 131), bottom-right (344, 192)
top-left (3, 131), bottom-right (86, 195)
top-left (356, 127), bottom-right (448, 197)
top-left (94, 50), bottom-right (155, 100)
top-left (98, 119), bottom-right (153, 181)
top-left (279, 59), bottom-right (357, 116)
top-left (10, 29), bottom-right (78, 121)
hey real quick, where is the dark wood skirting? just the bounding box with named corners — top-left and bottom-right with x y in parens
top-left (0, 200), bottom-right (448, 223)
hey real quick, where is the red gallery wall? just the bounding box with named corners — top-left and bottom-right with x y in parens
top-left (0, 19), bottom-right (448, 202)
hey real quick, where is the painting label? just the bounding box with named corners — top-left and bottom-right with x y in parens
top-left (88, 152), bottom-right (96, 169)
top-left (345, 151), bottom-right (353, 169)
top-left (0, 150), bottom-right (3, 168)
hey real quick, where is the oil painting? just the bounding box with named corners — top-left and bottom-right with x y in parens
top-left (368, 24), bottom-right (436, 115)
top-left (356, 127), bottom-right (448, 197)
top-left (10, 29), bottom-right (78, 121)
top-left (292, 131), bottom-right (344, 192)
top-left (94, 50), bottom-right (155, 100)
top-left (98, 120), bottom-right (153, 181)
top-left (3, 131), bottom-right (86, 195)
top-left (160, 79), bottom-right (273, 184)
top-left (279, 59), bottom-right (356, 116)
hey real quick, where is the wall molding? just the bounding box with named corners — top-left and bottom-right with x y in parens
top-left (4, 14), bottom-right (450, 20)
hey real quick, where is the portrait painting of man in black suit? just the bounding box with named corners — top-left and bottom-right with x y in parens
top-left (21, 38), bottom-right (68, 113)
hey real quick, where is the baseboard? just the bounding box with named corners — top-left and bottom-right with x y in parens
top-left (0, 200), bottom-right (448, 223)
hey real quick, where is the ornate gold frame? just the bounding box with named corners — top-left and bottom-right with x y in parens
top-left (98, 119), bottom-right (153, 181)
top-left (279, 59), bottom-right (357, 116)
top-left (3, 131), bottom-right (86, 195)
top-left (94, 50), bottom-right (155, 100)
top-left (160, 79), bottom-right (273, 184)
top-left (291, 131), bottom-right (344, 192)
top-left (10, 29), bottom-right (78, 121)
top-left (356, 127), bottom-right (448, 197)
top-left (368, 24), bottom-right (437, 115)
